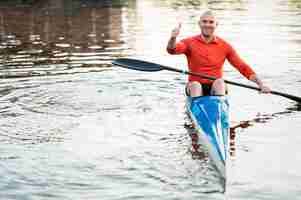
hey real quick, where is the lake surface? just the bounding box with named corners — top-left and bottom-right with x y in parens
top-left (0, 0), bottom-right (301, 199)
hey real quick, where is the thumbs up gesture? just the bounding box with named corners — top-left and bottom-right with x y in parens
top-left (171, 22), bottom-right (182, 38)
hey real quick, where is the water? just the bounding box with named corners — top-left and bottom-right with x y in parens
top-left (0, 0), bottom-right (301, 199)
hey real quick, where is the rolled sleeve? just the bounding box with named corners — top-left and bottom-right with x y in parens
top-left (167, 40), bottom-right (188, 55)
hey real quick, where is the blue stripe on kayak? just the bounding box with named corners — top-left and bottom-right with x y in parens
top-left (188, 96), bottom-right (229, 162)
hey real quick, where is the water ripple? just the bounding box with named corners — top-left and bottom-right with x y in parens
top-left (0, 0), bottom-right (301, 200)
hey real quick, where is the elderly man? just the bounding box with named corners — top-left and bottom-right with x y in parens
top-left (167, 10), bottom-right (270, 97)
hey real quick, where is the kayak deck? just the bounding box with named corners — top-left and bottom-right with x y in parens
top-left (186, 95), bottom-right (230, 179)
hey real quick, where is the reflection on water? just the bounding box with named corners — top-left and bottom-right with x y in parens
top-left (229, 102), bottom-right (301, 157)
top-left (0, 0), bottom-right (301, 200)
top-left (0, 0), bottom-right (132, 78)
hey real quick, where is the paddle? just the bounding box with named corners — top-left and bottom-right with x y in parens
top-left (112, 58), bottom-right (301, 103)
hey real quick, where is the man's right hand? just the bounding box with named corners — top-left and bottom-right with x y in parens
top-left (171, 22), bottom-right (182, 38)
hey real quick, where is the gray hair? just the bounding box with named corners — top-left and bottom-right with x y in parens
top-left (200, 10), bottom-right (217, 19)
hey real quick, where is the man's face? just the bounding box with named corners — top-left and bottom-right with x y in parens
top-left (199, 16), bottom-right (218, 37)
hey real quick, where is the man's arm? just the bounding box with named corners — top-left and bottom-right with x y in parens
top-left (249, 74), bottom-right (271, 93)
top-left (166, 22), bottom-right (188, 55)
top-left (167, 22), bottom-right (181, 51)
top-left (167, 36), bottom-right (177, 50)
top-left (226, 45), bottom-right (271, 93)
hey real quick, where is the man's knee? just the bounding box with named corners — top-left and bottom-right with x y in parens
top-left (212, 78), bottom-right (226, 95)
top-left (188, 81), bottom-right (203, 97)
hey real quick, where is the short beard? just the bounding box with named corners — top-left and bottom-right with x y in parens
top-left (202, 33), bottom-right (210, 38)
top-left (201, 31), bottom-right (211, 38)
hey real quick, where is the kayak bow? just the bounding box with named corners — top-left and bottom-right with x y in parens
top-left (186, 95), bottom-right (230, 179)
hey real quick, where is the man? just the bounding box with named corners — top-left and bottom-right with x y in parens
top-left (167, 10), bottom-right (271, 97)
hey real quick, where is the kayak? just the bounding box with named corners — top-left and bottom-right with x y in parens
top-left (186, 95), bottom-right (230, 179)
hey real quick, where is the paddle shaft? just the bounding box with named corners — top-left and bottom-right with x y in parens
top-left (162, 65), bottom-right (301, 103)
top-left (112, 58), bottom-right (301, 103)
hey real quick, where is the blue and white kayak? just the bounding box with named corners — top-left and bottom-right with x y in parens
top-left (186, 95), bottom-right (230, 179)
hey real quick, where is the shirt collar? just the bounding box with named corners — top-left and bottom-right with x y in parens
top-left (196, 34), bottom-right (219, 44)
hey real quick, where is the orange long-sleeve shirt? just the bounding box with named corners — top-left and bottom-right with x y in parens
top-left (167, 34), bottom-right (255, 84)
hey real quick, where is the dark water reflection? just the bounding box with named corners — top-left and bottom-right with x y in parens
top-left (0, 0), bottom-right (131, 78)
top-left (0, 0), bottom-right (301, 200)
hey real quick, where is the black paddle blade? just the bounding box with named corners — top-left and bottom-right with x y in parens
top-left (112, 58), bottom-right (163, 72)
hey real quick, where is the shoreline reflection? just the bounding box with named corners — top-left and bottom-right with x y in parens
top-left (0, 0), bottom-right (133, 78)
